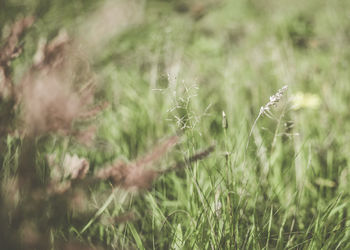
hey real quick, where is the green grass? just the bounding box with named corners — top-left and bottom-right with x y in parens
top-left (2, 0), bottom-right (350, 249)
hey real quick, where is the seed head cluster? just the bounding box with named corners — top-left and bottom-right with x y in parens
top-left (259, 85), bottom-right (288, 116)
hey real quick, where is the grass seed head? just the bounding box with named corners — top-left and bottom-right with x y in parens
top-left (259, 85), bottom-right (288, 116)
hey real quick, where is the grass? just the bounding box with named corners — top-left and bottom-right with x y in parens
top-left (1, 0), bottom-right (350, 249)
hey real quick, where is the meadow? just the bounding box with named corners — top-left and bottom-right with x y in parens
top-left (1, 0), bottom-right (350, 249)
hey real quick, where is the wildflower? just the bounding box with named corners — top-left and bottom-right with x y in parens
top-left (291, 92), bottom-right (321, 110)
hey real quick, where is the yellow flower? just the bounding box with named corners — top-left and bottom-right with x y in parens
top-left (291, 92), bottom-right (321, 110)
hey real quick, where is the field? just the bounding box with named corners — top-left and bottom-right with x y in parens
top-left (1, 0), bottom-right (350, 249)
